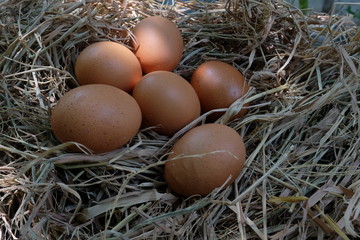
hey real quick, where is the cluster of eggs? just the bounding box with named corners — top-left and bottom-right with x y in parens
top-left (51, 16), bottom-right (250, 197)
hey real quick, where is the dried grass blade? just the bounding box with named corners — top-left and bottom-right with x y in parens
top-left (268, 196), bottom-right (308, 203)
top-left (80, 190), bottom-right (175, 221)
top-left (314, 205), bottom-right (351, 240)
top-left (232, 145), bottom-right (295, 204)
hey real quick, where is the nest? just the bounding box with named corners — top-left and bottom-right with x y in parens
top-left (1, 0), bottom-right (359, 239)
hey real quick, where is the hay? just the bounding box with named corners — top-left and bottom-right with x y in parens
top-left (1, 0), bottom-right (359, 239)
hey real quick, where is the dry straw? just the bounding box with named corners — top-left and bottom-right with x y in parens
top-left (1, 0), bottom-right (359, 239)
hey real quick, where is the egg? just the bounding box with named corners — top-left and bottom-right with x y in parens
top-left (51, 84), bottom-right (142, 153)
top-left (132, 16), bottom-right (184, 73)
top-left (164, 123), bottom-right (246, 196)
top-left (75, 41), bottom-right (142, 92)
top-left (132, 71), bottom-right (200, 136)
top-left (190, 61), bottom-right (250, 120)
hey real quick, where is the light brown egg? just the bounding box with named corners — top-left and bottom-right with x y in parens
top-left (51, 84), bottom-right (142, 153)
top-left (164, 123), bottom-right (246, 196)
top-left (132, 71), bottom-right (200, 136)
top-left (190, 61), bottom-right (250, 121)
top-left (75, 41), bottom-right (142, 92)
top-left (132, 16), bottom-right (184, 73)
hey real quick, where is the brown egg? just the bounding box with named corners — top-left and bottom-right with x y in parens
top-left (132, 16), bottom-right (184, 73)
top-left (164, 123), bottom-right (246, 196)
top-left (75, 41), bottom-right (142, 92)
top-left (132, 71), bottom-right (200, 136)
top-left (51, 84), bottom-right (142, 153)
top-left (190, 61), bottom-right (250, 120)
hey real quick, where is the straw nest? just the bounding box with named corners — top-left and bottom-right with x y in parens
top-left (1, 0), bottom-right (359, 239)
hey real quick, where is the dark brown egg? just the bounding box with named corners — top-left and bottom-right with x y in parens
top-left (190, 61), bottom-right (250, 120)
top-left (132, 71), bottom-right (200, 135)
top-left (75, 41), bottom-right (142, 92)
top-left (164, 123), bottom-right (246, 196)
top-left (51, 84), bottom-right (142, 153)
top-left (132, 16), bottom-right (184, 73)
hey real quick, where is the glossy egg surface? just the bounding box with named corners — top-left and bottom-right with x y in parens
top-left (51, 84), bottom-right (142, 153)
top-left (132, 71), bottom-right (200, 135)
top-left (191, 61), bottom-right (249, 120)
top-left (164, 123), bottom-right (246, 196)
top-left (75, 41), bottom-right (142, 92)
top-left (132, 16), bottom-right (183, 73)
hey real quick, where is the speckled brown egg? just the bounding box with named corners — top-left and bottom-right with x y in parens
top-left (164, 123), bottom-right (246, 196)
top-left (75, 41), bottom-right (142, 92)
top-left (132, 71), bottom-right (200, 136)
top-left (190, 61), bottom-right (250, 120)
top-left (51, 84), bottom-right (142, 153)
top-left (132, 16), bottom-right (184, 73)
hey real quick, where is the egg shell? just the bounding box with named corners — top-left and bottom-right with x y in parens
top-left (190, 61), bottom-right (250, 120)
top-left (132, 71), bottom-right (200, 136)
top-left (75, 41), bottom-right (142, 92)
top-left (164, 123), bottom-right (246, 196)
top-left (51, 84), bottom-right (142, 153)
top-left (132, 16), bottom-right (184, 73)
